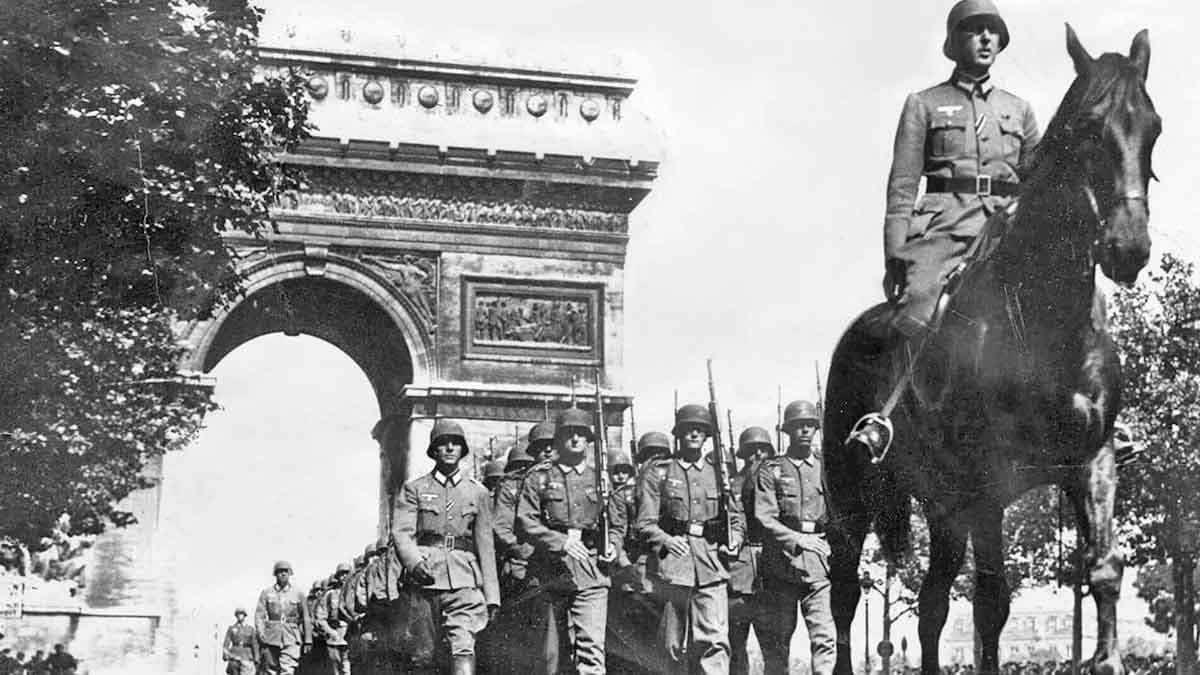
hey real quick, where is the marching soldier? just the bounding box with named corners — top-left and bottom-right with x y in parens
top-left (483, 426), bottom-right (546, 672)
top-left (755, 401), bottom-right (834, 675)
top-left (342, 547), bottom-right (372, 674)
top-left (222, 608), bottom-right (258, 675)
top-left (483, 459), bottom-right (506, 494)
top-left (883, 0), bottom-right (1039, 335)
top-left (393, 419), bottom-right (500, 674)
top-left (254, 560), bottom-right (312, 675)
top-left (516, 408), bottom-right (626, 675)
top-left (634, 431), bottom-right (672, 468)
top-left (637, 404), bottom-right (745, 675)
top-left (316, 563), bottom-right (353, 675)
top-left (355, 538), bottom-right (397, 675)
top-left (606, 448), bottom-right (660, 675)
top-left (728, 427), bottom-right (775, 675)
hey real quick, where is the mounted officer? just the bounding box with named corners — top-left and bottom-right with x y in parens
top-left (516, 408), bottom-right (626, 675)
top-left (860, 0), bottom-right (1042, 454)
top-left (392, 419), bottom-right (500, 675)
top-left (728, 426), bottom-right (775, 675)
top-left (754, 401), bottom-right (833, 675)
top-left (636, 404), bottom-right (745, 675)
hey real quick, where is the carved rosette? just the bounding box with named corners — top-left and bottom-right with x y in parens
top-left (275, 167), bottom-right (629, 234)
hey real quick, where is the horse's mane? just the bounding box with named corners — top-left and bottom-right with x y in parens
top-left (1020, 53), bottom-right (1154, 182)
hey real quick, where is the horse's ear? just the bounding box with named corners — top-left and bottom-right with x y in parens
top-left (1065, 23), bottom-right (1093, 75)
top-left (1130, 29), bottom-right (1151, 81)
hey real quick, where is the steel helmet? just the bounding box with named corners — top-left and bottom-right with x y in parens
top-left (273, 560), bottom-right (293, 573)
top-left (555, 408), bottom-right (595, 441)
top-left (782, 400), bottom-right (821, 432)
top-left (363, 543), bottom-right (377, 558)
top-left (607, 449), bottom-right (634, 471)
top-left (234, 607), bottom-right (248, 617)
top-left (484, 459), bottom-right (506, 482)
top-left (505, 443), bottom-right (536, 471)
top-left (375, 536), bottom-right (389, 553)
top-left (336, 562), bottom-right (352, 574)
top-left (528, 421), bottom-right (557, 444)
top-left (943, 0), bottom-right (1010, 60)
top-left (737, 426), bottom-right (775, 459)
top-left (672, 404), bottom-right (713, 436)
top-left (427, 419), bottom-right (469, 459)
top-left (636, 431), bottom-right (672, 462)
top-left (353, 554), bottom-right (365, 567)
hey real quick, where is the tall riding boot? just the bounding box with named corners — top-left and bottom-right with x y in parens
top-left (452, 654), bottom-right (476, 675)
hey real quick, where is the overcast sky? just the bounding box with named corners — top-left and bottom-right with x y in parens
top-left (163, 0), bottom-right (1197, 655)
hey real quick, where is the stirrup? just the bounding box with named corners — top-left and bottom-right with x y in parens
top-left (846, 413), bottom-right (894, 464)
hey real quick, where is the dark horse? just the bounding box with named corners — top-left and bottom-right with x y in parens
top-left (824, 26), bottom-right (1159, 675)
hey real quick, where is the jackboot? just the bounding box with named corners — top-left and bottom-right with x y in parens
top-left (451, 654), bottom-right (476, 675)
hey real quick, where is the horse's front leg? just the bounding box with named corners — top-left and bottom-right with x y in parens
top-left (918, 511), bottom-right (968, 675)
top-left (830, 511), bottom-right (870, 675)
top-left (970, 501), bottom-right (1010, 675)
top-left (1068, 437), bottom-right (1125, 675)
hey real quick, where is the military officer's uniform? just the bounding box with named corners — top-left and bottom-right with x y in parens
top-left (636, 405), bottom-right (745, 675)
top-left (255, 561), bottom-right (311, 675)
top-left (884, 0), bottom-right (1040, 336)
top-left (727, 427), bottom-right (774, 675)
top-left (222, 609), bottom-right (258, 675)
top-left (393, 420), bottom-right (500, 674)
top-left (754, 401), bottom-right (834, 675)
top-left (516, 409), bottom-right (626, 675)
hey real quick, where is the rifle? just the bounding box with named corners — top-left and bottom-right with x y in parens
top-left (814, 360), bottom-right (825, 419)
top-left (673, 389), bottom-right (680, 455)
top-left (726, 409), bottom-right (737, 468)
top-left (628, 401), bottom-right (638, 466)
top-left (776, 384), bottom-right (784, 453)
top-left (706, 359), bottom-right (735, 547)
top-left (592, 370), bottom-right (612, 560)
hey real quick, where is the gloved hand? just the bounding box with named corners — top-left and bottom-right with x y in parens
top-left (409, 560), bottom-right (435, 586)
top-left (884, 257), bottom-right (907, 304)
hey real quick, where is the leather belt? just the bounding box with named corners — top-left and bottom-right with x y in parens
top-left (660, 517), bottom-right (723, 542)
top-left (417, 532), bottom-right (476, 553)
top-left (926, 175), bottom-right (1019, 198)
top-left (549, 525), bottom-right (600, 549)
top-left (782, 519), bottom-right (826, 534)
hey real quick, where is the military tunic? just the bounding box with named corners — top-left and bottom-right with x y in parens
top-left (222, 622), bottom-right (258, 674)
top-left (392, 469), bottom-right (500, 661)
top-left (754, 454), bottom-right (834, 675)
top-left (728, 460), bottom-right (766, 675)
top-left (480, 469), bottom-right (538, 673)
top-left (516, 460), bottom-right (626, 675)
top-left (636, 456), bottom-right (745, 675)
top-left (885, 72), bottom-right (1040, 335)
top-left (316, 585), bottom-right (351, 674)
top-left (254, 582), bottom-right (311, 675)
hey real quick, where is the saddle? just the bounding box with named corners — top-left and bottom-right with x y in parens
top-left (848, 201), bottom-right (1020, 462)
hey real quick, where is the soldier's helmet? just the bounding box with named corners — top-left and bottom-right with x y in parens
top-left (375, 536), bottom-right (390, 554)
top-left (363, 543), bottom-right (376, 559)
top-left (427, 419), bottom-right (469, 459)
top-left (528, 421), bottom-right (557, 445)
top-left (555, 408), bottom-right (595, 441)
top-left (672, 404), bottom-right (713, 437)
top-left (636, 431), bottom-right (672, 462)
top-left (737, 426), bottom-right (775, 459)
top-left (484, 459), bottom-right (506, 482)
top-left (782, 400), bottom-right (821, 432)
top-left (607, 449), bottom-right (634, 472)
top-left (505, 442), bottom-right (536, 471)
top-left (943, 0), bottom-right (1010, 60)
top-left (310, 580), bottom-right (322, 593)
top-left (336, 562), bottom-right (352, 575)
top-left (234, 607), bottom-right (248, 617)
top-left (273, 560), bottom-right (293, 574)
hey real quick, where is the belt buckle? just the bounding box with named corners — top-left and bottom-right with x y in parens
top-left (444, 534), bottom-right (456, 549)
top-left (799, 522), bottom-right (816, 534)
top-left (976, 175), bottom-right (992, 197)
top-left (687, 522), bottom-right (705, 537)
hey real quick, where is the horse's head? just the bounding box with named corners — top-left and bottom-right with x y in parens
top-left (1058, 25), bottom-right (1159, 284)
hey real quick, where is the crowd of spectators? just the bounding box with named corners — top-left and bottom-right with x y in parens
top-left (921, 654), bottom-right (1178, 675)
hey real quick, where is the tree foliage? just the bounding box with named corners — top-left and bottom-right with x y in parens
top-left (0, 0), bottom-right (310, 547)
top-left (1111, 252), bottom-right (1200, 667)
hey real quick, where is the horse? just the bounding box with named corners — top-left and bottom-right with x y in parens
top-left (823, 26), bottom-right (1159, 675)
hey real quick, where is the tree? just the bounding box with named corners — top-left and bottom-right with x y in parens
top-left (0, 0), bottom-right (310, 548)
top-left (1111, 252), bottom-right (1200, 675)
